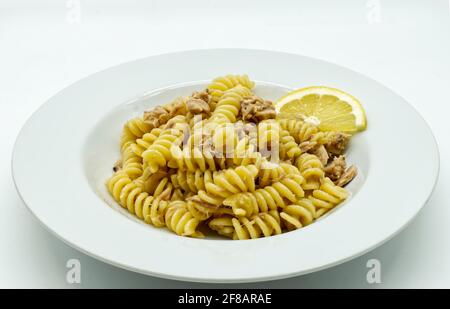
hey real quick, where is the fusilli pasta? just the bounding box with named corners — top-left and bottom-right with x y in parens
top-left (277, 118), bottom-right (319, 143)
top-left (210, 85), bottom-right (252, 124)
top-left (309, 177), bottom-right (349, 218)
top-left (207, 74), bottom-right (255, 106)
top-left (209, 210), bottom-right (282, 240)
top-left (165, 201), bottom-right (204, 238)
top-left (106, 74), bottom-right (357, 239)
top-left (223, 174), bottom-right (305, 217)
top-left (142, 120), bottom-right (188, 173)
top-left (296, 153), bottom-right (324, 190)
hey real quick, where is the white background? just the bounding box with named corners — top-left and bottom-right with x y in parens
top-left (1, 0), bottom-right (449, 288)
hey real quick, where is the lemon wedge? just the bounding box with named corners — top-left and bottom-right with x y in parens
top-left (276, 86), bottom-right (367, 132)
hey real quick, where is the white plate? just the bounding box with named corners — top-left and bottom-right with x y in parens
top-left (12, 49), bottom-right (439, 283)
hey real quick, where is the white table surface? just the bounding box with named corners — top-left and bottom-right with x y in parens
top-left (1, 0), bottom-right (449, 288)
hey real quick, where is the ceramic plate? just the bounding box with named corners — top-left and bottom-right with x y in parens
top-left (12, 49), bottom-right (439, 282)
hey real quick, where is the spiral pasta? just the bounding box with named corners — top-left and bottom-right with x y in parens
top-left (107, 74), bottom-right (356, 240)
top-left (169, 144), bottom-right (218, 172)
top-left (280, 198), bottom-right (316, 231)
top-left (186, 196), bottom-right (233, 221)
top-left (120, 117), bottom-right (152, 151)
top-left (121, 144), bottom-right (143, 179)
top-left (277, 118), bottom-right (319, 143)
top-left (223, 174), bottom-right (305, 217)
top-left (232, 136), bottom-right (262, 167)
top-left (192, 164), bottom-right (259, 207)
top-left (165, 201), bottom-right (204, 238)
top-left (295, 153), bottom-right (324, 190)
top-left (108, 171), bottom-right (132, 204)
top-left (131, 127), bottom-right (164, 157)
top-left (207, 74), bottom-right (255, 105)
top-left (279, 129), bottom-right (302, 161)
top-left (120, 130), bottom-right (136, 153)
top-left (171, 169), bottom-right (213, 193)
top-left (211, 123), bottom-right (238, 156)
top-left (208, 165), bottom-right (258, 195)
top-left (210, 85), bottom-right (252, 124)
top-left (309, 177), bottom-right (349, 218)
top-left (142, 120), bottom-right (188, 173)
top-left (237, 211), bottom-right (282, 239)
top-left (209, 210), bottom-right (282, 240)
top-left (141, 173), bottom-right (173, 196)
top-left (257, 120), bottom-right (280, 155)
top-left (107, 171), bottom-right (171, 226)
top-left (258, 161), bottom-right (301, 187)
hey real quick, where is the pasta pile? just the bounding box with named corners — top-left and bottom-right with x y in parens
top-left (107, 74), bottom-right (357, 240)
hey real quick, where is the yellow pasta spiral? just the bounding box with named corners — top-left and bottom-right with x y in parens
top-left (120, 117), bottom-right (152, 151)
top-left (171, 169), bottom-right (213, 193)
top-left (121, 144), bottom-right (143, 179)
top-left (209, 210), bottom-right (282, 240)
top-left (258, 161), bottom-right (301, 187)
top-left (296, 153), bottom-right (324, 190)
top-left (211, 123), bottom-right (238, 156)
top-left (207, 74), bottom-right (255, 104)
top-left (280, 198), bottom-right (316, 231)
top-left (277, 118), bottom-right (319, 143)
top-left (210, 85), bottom-right (252, 124)
top-left (309, 177), bottom-right (349, 218)
top-left (186, 196), bottom-right (233, 221)
top-left (120, 130), bottom-right (136, 153)
top-left (147, 191), bottom-right (172, 227)
top-left (131, 127), bottom-right (164, 157)
top-left (235, 211), bottom-right (282, 239)
top-left (193, 164), bottom-right (259, 206)
top-left (223, 174), bottom-right (305, 217)
top-left (107, 172), bottom-right (171, 226)
top-left (232, 137), bottom-right (262, 167)
top-left (257, 120), bottom-right (280, 154)
top-left (279, 129), bottom-right (302, 161)
top-left (208, 216), bottom-right (235, 238)
top-left (107, 171), bottom-right (132, 204)
top-left (210, 165), bottom-right (258, 194)
top-left (142, 122), bottom-right (188, 173)
top-left (169, 144), bottom-right (218, 172)
top-left (165, 201), bottom-right (204, 238)
top-left (133, 167), bottom-right (173, 195)
top-left (148, 176), bottom-right (173, 196)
